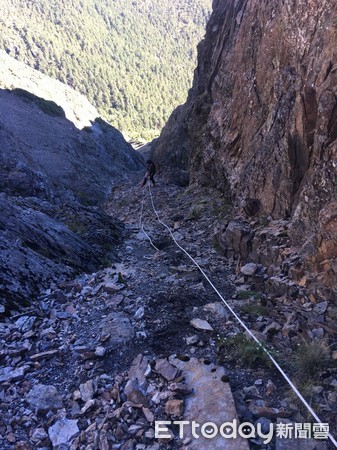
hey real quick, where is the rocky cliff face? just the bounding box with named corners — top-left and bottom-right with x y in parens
top-left (0, 81), bottom-right (144, 314)
top-left (153, 0), bottom-right (337, 299)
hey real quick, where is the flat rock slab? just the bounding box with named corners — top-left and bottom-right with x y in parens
top-left (190, 318), bottom-right (214, 331)
top-left (0, 366), bottom-right (28, 382)
top-left (155, 359), bottom-right (180, 382)
top-left (48, 418), bottom-right (79, 447)
top-left (170, 356), bottom-right (249, 450)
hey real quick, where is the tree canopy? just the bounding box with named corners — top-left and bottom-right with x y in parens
top-left (0, 0), bottom-right (211, 140)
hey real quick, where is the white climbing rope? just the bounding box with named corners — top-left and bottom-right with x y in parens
top-left (139, 194), bottom-right (160, 252)
top-left (142, 182), bottom-right (337, 448)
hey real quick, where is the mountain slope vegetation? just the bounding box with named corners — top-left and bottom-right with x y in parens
top-left (0, 0), bottom-right (211, 140)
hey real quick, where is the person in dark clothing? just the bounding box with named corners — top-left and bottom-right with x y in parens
top-left (141, 159), bottom-right (156, 187)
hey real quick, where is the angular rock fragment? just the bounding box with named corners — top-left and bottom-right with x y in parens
top-left (190, 318), bottom-right (214, 331)
top-left (154, 359), bottom-right (180, 381)
top-left (79, 379), bottom-right (96, 402)
top-left (240, 263), bottom-right (259, 277)
top-left (0, 366), bottom-right (28, 382)
top-left (26, 384), bottom-right (63, 411)
top-left (165, 399), bottom-right (184, 416)
top-left (48, 418), bottom-right (79, 447)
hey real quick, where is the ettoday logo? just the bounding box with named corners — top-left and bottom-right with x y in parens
top-left (155, 420), bottom-right (330, 443)
top-left (155, 419), bottom-right (274, 444)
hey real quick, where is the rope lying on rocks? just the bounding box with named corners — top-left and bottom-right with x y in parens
top-left (139, 183), bottom-right (337, 448)
top-left (139, 196), bottom-right (160, 252)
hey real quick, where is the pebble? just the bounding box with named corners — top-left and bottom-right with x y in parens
top-left (186, 335), bottom-right (199, 345)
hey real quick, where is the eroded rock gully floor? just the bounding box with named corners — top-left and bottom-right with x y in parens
top-left (0, 173), bottom-right (335, 449)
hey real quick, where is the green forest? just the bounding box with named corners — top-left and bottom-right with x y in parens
top-left (0, 0), bottom-right (211, 140)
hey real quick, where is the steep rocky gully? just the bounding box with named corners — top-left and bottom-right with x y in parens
top-left (0, 170), bottom-right (336, 449)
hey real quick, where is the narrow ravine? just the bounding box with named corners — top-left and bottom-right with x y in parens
top-left (0, 172), bottom-right (335, 449)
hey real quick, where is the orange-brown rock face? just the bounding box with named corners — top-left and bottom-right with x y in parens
top-left (153, 0), bottom-right (337, 297)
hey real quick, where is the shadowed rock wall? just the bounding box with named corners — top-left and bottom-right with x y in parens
top-left (153, 0), bottom-right (337, 297)
top-left (0, 88), bottom-right (144, 313)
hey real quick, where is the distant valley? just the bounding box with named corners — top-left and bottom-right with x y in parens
top-left (0, 0), bottom-right (211, 140)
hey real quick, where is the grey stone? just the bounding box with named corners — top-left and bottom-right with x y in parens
top-left (0, 366), bottom-right (28, 382)
top-left (186, 335), bottom-right (199, 345)
top-left (48, 418), bottom-right (79, 447)
top-left (128, 424), bottom-right (143, 435)
top-left (172, 231), bottom-right (184, 241)
top-left (168, 382), bottom-right (193, 395)
top-left (240, 263), bottom-right (259, 276)
top-left (14, 316), bottom-right (36, 332)
top-left (31, 428), bottom-right (49, 442)
top-left (95, 346), bottom-right (106, 357)
top-left (99, 312), bottom-right (134, 346)
top-left (134, 306), bottom-right (145, 320)
top-left (190, 318), bottom-right (214, 331)
top-left (330, 379), bottom-right (337, 388)
top-left (56, 312), bottom-right (71, 320)
top-left (203, 302), bottom-right (230, 319)
top-left (312, 328), bottom-right (324, 338)
top-left (26, 384), bottom-right (63, 411)
top-left (79, 380), bottom-right (95, 402)
top-left (154, 359), bottom-right (180, 381)
top-left (169, 356), bottom-right (249, 449)
top-left (102, 282), bottom-right (124, 294)
top-left (127, 354), bottom-right (150, 392)
top-left (80, 399), bottom-right (96, 414)
top-left (249, 405), bottom-right (292, 419)
top-left (314, 302), bottom-right (328, 314)
top-left (243, 385), bottom-right (261, 398)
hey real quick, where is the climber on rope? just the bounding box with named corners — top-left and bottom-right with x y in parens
top-left (140, 159), bottom-right (156, 187)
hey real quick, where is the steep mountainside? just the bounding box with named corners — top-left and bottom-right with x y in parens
top-left (0, 51), bottom-right (98, 129)
top-left (0, 78), bottom-right (143, 314)
top-left (153, 0), bottom-right (337, 300)
top-left (0, 0), bottom-right (211, 140)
